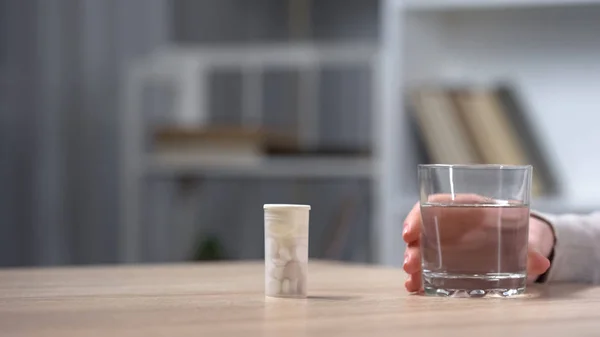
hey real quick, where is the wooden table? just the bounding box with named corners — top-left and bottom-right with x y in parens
top-left (0, 261), bottom-right (598, 336)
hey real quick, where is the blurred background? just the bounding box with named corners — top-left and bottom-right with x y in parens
top-left (1, 0), bottom-right (599, 268)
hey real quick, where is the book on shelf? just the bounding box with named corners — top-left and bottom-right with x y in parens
top-left (152, 125), bottom-right (371, 167)
top-left (408, 88), bottom-right (481, 164)
top-left (152, 126), bottom-right (281, 167)
top-left (452, 86), bottom-right (546, 196)
top-left (496, 84), bottom-right (559, 196)
top-left (407, 83), bottom-right (559, 197)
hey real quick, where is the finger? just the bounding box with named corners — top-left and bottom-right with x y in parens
top-left (526, 248), bottom-right (551, 281)
top-left (403, 246), bottom-right (421, 274)
top-left (403, 202), bottom-right (421, 244)
top-left (407, 238), bottom-right (420, 248)
top-left (405, 272), bottom-right (422, 293)
top-left (427, 193), bottom-right (491, 204)
top-left (423, 194), bottom-right (498, 242)
top-left (404, 194), bottom-right (488, 244)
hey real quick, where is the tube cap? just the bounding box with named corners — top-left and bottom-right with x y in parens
top-left (264, 204), bottom-right (311, 210)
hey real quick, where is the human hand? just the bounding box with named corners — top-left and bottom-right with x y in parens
top-left (402, 194), bottom-right (552, 293)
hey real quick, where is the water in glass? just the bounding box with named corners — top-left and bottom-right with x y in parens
top-left (420, 201), bottom-right (529, 297)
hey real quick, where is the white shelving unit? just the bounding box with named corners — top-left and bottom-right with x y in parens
top-left (377, 0), bottom-right (600, 266)
top-left (146, 156), bottom-right (372, 179)
top-left (119, 42), bottom-right (379, 263)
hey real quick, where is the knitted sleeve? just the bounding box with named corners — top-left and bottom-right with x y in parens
top-left (531, 211), bottom-right (600, 284)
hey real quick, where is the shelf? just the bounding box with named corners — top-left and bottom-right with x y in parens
top-left (144, 155), bottom-right (374, 179)
top-left (400, 0), bottom-right (600, 11)
top-left (151, 42), bottom-right (379, 68)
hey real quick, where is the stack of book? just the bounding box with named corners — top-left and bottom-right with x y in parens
top-left (152, 122), bottom-right (372, 168)
top-left (408, 83), bottom-right (558, 197)
top-left (152, 127), bottom-right (296, 167)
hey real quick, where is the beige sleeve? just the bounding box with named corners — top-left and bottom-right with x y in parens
top-left (531, 211), bottom-right (600, 284)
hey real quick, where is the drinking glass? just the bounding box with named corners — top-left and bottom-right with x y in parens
top-left (418, 164), bottom-right (532, 298)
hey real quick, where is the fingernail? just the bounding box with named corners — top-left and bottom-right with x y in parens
top-left (403, 224), bottom-right (409, 235)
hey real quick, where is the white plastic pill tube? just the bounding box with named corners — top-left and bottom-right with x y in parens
top-left (263, 204), bottom-right (310, 298)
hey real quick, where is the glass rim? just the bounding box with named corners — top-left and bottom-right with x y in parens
top-left (418, 164), bottom-right (532, 170)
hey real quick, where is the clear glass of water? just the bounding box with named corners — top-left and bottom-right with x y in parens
top-left (418, 164), bottom-right (532, 298)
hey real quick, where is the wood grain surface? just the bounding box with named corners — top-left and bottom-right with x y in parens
top-left (0, 261), bottom-right (597, 336)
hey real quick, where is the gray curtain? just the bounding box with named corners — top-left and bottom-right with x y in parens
top-left (0, 0), bottom-right (379, 267)
top-left (0, 0), bottom-right (169, 266)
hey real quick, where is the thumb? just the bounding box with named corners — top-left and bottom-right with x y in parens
top-left (526, 248), bottom-right (551, 283)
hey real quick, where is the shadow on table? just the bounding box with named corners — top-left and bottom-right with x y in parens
top-left (528, 283), bottom-right (594, 301)
top-left (307, 295), bottom-right (358, 301)
top-left (404, 283), bottom-right (594, 301)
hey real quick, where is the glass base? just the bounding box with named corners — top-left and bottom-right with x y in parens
top-left (423, 271), bottom-right (526, 298)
